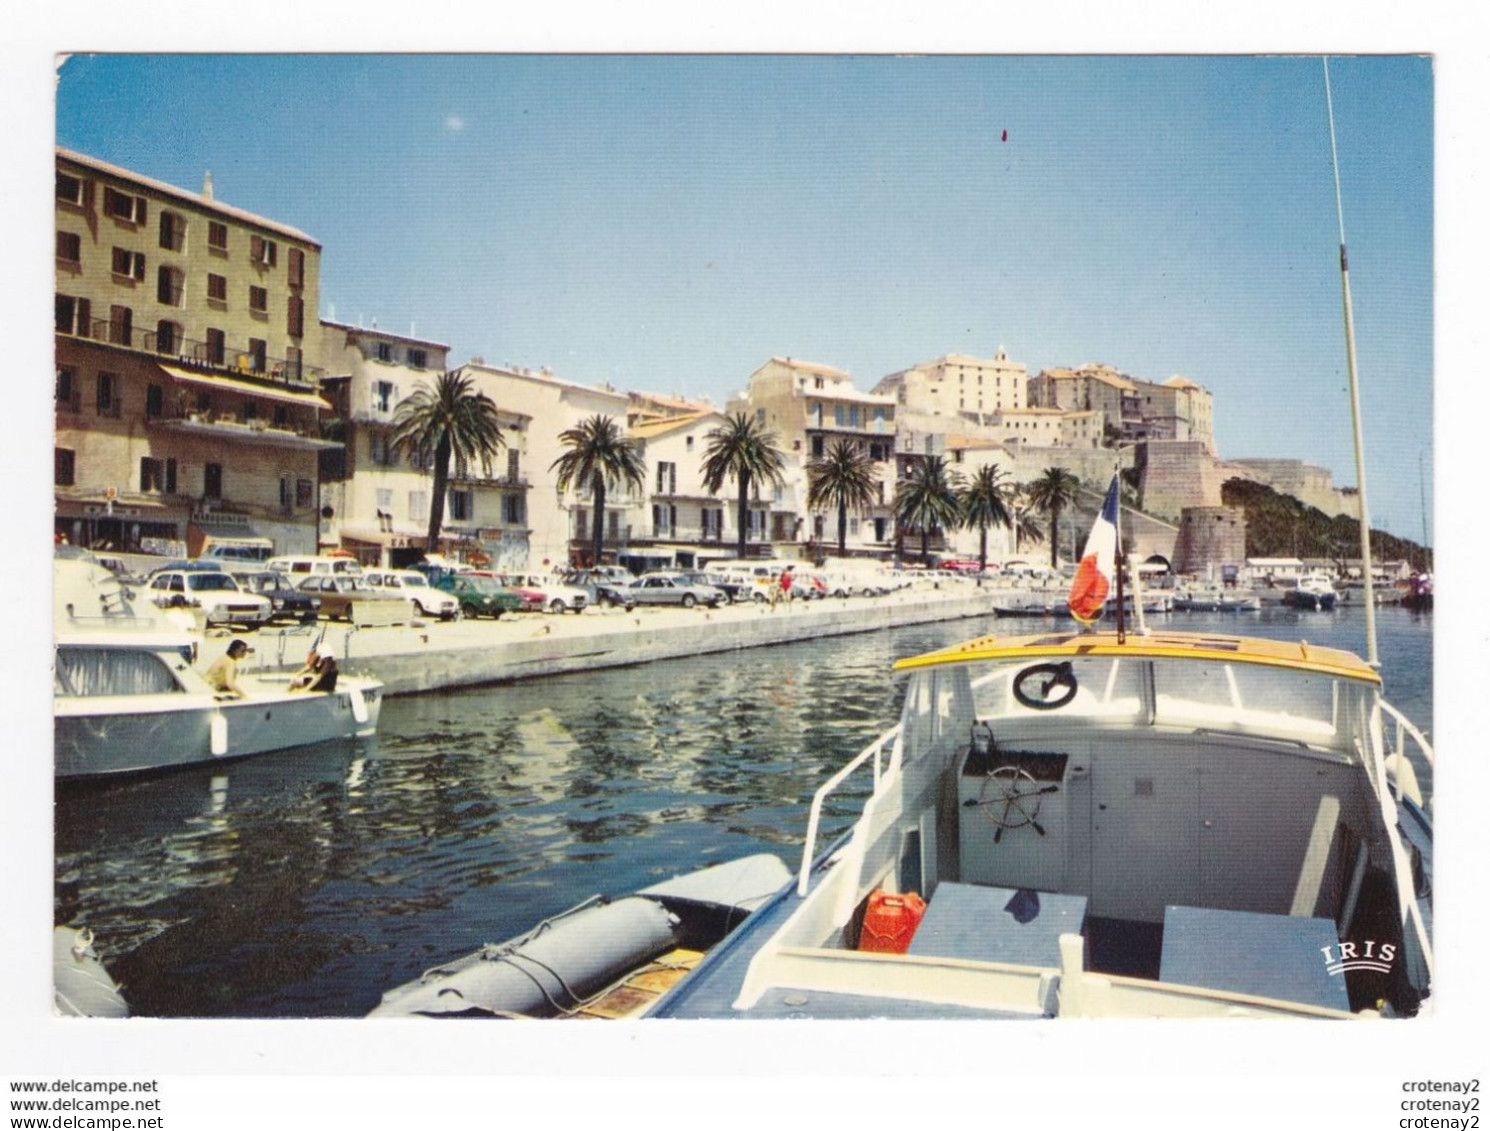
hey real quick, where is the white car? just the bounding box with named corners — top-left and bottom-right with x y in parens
top-left (361, 569), bottom-right (461, 621)
top-left (505, 574), bottom-right (589, 614)
top-left (145, 568), bottom-right (273, 626)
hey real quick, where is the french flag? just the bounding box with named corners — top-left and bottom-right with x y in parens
top-left (1068, 476), bottom-right (1120, 625)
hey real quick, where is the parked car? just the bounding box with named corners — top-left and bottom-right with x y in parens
top-left (145, 569), bottom-right (273, 626)
top-left (267, 554), bottom-right (364, 579)
top-left (361, 569), bottom-right (461, 621)
top-left (229, 569), bottom-right (322, 623)
top-left (561, 569), bottom-right (637, 611)
top-left (146, 559), bottom-right (226, 576)
top-left (628, 573), bottom-right (726, 609)
top-left (677, 571), bottom-right (750, 603)
top-left (431, 573), bottom-right (522, 619)
top-left (502, 573), bottom-right (590, 614)
top-left (817, 570), bottom-right (889, 598)
top-left (201, 538), bottom-right (274, 565)
top-left (295, 575), bottom-right (407, 622)
top-left (480, 574), bottom-right (546, 612)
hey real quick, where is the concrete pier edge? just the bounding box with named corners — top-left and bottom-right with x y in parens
top-left (256, 588), bottom-right (1006, 697)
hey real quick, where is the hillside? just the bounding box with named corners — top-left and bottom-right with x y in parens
top-left (1219, 479), bottom-right (1432, 570)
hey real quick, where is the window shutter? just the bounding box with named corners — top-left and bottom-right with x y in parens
top-left (288, 247), bottom-right (304, 287)
top-left (135, 197), bottom-right (147, 224)
top-left (165, 458), bottom-right (177, 495)
top-left (287, 295), bottom-right (304, 338)
top-left (77, 298), bottom-right (90, 338)
top-left (133, 253), bottom-right (145, 281)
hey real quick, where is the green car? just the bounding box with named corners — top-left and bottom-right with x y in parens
top-left (431, 573), bottom-right (522, 619)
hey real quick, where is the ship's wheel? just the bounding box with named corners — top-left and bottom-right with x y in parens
top-left (973, 765), bottom-right (1059, 842)
top-left (1012, 662), bottom-right (1078, 710)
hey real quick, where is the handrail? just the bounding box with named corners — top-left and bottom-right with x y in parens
top-left (796, 723), bottom-right (899, 897)
top-left (1379, 699), bottom-right (1434, 768)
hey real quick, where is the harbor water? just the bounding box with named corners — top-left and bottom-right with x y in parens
top-left (54, 605), bottom-right (1434, 1018)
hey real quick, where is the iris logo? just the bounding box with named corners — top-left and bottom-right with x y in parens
top-left (1320, 940), bottom-right (1396, 976)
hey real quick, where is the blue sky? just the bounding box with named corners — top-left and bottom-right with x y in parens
top-left (54, 53), bottom-right (1433, 540)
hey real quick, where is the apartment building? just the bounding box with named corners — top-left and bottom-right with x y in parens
top-left (873, 348), bottom-right (1029, 422)
top-left (54, 148), bottom-right (335, 556)
top-left (630, 411), bottom-right (734, 553)
top-left (313, 322), bottom-right (535, 568)
top-left (1030, 363), bottom-right (1214, 452)
top-left (456, 363), bottom-right (634, 567)
top-left (727, 357), bottom-right (899, 553)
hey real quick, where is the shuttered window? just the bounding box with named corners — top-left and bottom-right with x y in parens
top-left (108, 305), bottom-right (132, 346)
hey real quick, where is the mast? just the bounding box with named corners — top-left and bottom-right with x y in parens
top-left (1323, 58), bottom-right (1379, 666)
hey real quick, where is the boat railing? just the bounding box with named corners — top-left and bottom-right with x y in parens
top-left (1378, 698), bottom-right (1435, 800)
top-left (797, 723), bottom-right (900, 897)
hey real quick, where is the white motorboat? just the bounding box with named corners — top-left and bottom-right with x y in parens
top-left (1284, 573), bottom-right (1339, 611)
top-left (379, 623), bottom-right (1432, 1020)
top-left (54, 551), bottom-right (384, 779)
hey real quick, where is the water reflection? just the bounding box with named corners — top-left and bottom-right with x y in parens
top-left (54, 605), bottom-right (1431, 1017)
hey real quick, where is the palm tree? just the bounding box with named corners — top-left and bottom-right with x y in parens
top-left (1026, 466), bottom-right (1083, 569)
top-left (1008, 484), bottom-right (1045, 557)
top-left (959, 463), bottom-right (1014, 572)
top-left (551, 415), bottom-right (646, 569)
top-left (894, 454), bottom-right (962, 566)
top-left (806, 439), bottom-right (879, 558)
top-left (700, 412), bottom-right (786, 560)
top-left (390, 370), bottom-right (506, 554)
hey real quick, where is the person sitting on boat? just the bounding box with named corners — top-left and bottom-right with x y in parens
top-left (290, 653), bottom-right (338, 694)
top-left (204, 639), bottom-right (252, 699)
top-left (287, 649), bottom-right (321, 691)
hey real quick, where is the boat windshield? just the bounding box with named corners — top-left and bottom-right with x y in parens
top-left (55, 647), bottom-right (185, 697)
top-left (966, 655), bottom-right (1341, 742)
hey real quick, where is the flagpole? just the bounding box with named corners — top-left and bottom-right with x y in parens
top-left (1113, 495), bottom-right (1126, 645)
top-left (1324, 56), bottom-right (1379, 667)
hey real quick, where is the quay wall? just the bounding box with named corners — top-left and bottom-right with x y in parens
top-left (289, 590), bottom-right (1003, 697)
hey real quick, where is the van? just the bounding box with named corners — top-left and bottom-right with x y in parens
top-left (266, 555), bottom-right (364, 579)
top-left (201, 536), bottom-right (274, 564)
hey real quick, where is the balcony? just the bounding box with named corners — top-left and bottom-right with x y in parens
top-left (447, 471), bottom-right (531, 491)
top-left (147, 407), bottom-right (341, 451)
top-left (64, 321), bottom-right (325, 387)
top-left (639, 525), bottom-right (729, 544)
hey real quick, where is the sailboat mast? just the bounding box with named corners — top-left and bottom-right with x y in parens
top-left (1323, 57), bottom-right (1379, 666)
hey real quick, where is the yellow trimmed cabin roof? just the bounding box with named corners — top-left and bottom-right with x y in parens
top-left (893, 629), bottom-right (1381, 684)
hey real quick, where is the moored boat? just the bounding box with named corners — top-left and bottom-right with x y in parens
top-left (1284, 573), bottom-right (1339, 611)
top-left (54, 550), bottom-right (384, 779)
top-left (1172, 586), bottom-right (1262, 613)
top-left (381, 623), bottom-right (1432, 1020)
top-left (370, 854), bottom-right (792, 1018)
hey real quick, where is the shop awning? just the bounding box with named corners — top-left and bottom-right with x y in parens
top-left (157, 364), bottom-right (332, 411)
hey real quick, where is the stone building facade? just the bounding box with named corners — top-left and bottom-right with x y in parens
top-left (54, 148), bottom-right (335, 556)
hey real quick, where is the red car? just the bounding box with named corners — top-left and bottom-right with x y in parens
top-left (469, 571), bottom-right (545, 612)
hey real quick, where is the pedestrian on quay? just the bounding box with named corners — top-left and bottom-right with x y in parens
top-left (780, 565), bottom-right (795, 609)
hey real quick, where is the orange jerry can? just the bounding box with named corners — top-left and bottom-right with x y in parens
top-left (858, 890), bottom-right (927, 954)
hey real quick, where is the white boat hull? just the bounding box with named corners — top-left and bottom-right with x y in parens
top-left (55, 678), bottom-right (383, 778)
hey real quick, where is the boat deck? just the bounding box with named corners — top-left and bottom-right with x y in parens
top-left (559, 948), bottom-right (704, 1019)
